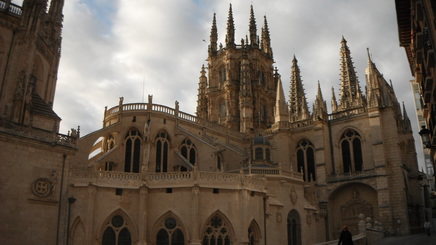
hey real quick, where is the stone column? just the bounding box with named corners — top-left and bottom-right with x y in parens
top-left (138, 185), bottom-right (148, 245)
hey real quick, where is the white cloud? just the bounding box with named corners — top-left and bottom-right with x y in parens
top-left (52, 0), bottom-right (423, 165)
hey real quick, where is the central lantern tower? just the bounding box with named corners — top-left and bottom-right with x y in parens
top-left (197, 5), bottom-right (279, 133)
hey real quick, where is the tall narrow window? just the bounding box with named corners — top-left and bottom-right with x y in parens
top-left (217, 154), bottom-right (223, 171)
top-left (296, 139), bottom-right (315, 182)
top-left (248, 222), bottom-right (260, 245)
top-left (287, 210), bottom-right (301, 245)
top-left (255, 148), bottom-right (264, 160)
top-left (156, 131), bottom-right (170, 172)
top-left (124, 129), bottom-right (141, 173)
top-left (220, 67), bottom-right (227, 83)
top-left (340, 130), bottom-right (363, 174)
top-left (219, 101), bottom-right (227, 119)
top-left (156, 217), bottom-right (185, 245)
top-left (180, 138), bottom-right (197, 170)
top-left (101, 215), bottom-right (132, 245)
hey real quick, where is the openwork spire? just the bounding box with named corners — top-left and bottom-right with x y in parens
top-left (289, 56), bottom-right (310, 122)
top-left (331, 87), bottom-right (338, 113)
top-left (261, 16), bottom-right (272, 57)
top-left (339, 37), bottom-right (365, 110)
top-left (196, 65), bottom-right (208, 119)
top-left (313, 81), bottom-right (327, 120)
top-left (249, 5), bottom-right (257, 46)
top-left (225, 4), bottom-right (235, 48)
top-left (365, 49), bottom-right (400, 110)
top-left (209, 13), bottom-right (218, 55)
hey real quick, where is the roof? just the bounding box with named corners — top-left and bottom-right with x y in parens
top-left (30, 93), bottom-right (61, 119)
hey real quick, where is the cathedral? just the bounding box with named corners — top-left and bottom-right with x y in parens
top-left (0, 1), bottom-right (426, 245)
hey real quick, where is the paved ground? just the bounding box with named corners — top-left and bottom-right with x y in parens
top-left (373, 233), bottom-right (436, 245)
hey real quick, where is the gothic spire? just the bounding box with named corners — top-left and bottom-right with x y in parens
top-left (314, 81), bottom-right (327, 120)
top-left (331, 87), bottom-right (338, 113)
top-left (197, 65), bottom-right (208, 119)
top-left (275, 76), bottom-right (289, 123)
top-left (48, 0), bottom-right (65, 20)
top-left (209, 13), bottom-right (218, 55)
top-left (225, 4), bottom-right (235, 48)
top-left (261, 16), bottom-right (272, 57)
top-left (339, 37), bottom-right (365, 110)
top-left (289, 56), bottom-right (310, 122)
top-left (249, 5), bottom-right (257, 46)
top-left (402, 102), bottom-right (412, 131)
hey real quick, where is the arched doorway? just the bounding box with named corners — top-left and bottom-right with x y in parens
top-left (287, 210), bottom-right (301, 245)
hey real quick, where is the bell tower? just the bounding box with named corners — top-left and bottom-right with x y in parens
top-left (0, 0), bottom-right (64, 132)
top-left (197, 4), bottom-right (278, 133)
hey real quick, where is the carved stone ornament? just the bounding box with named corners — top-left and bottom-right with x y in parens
top-left (31, 178), bottom-right (53, 198)
top-left (306, 212), bottom-right (312, 225)
top-left (290, 187), bottom-right (298, 205)
top-left (276, 212), bottom-right (282, 223)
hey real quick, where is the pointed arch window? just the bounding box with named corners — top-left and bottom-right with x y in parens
top-left (156, 131), bottom-right (170, 172)
top-left (220, 67), bottom-right (227, 83)
top-left (340, 129), bottom-right (363, 173)
top-left (180, 138), bottom-right (197, 171)
top-left (101, 215), bottom-right (132, 245)
top-left (296, 139), bottom-right (316, 182)
top-left (124, 129), bottom-right (141, 173)
top-left (217, 153), bottom-right (223, 171)
top-left (287, 210), bottom-right (301, 245)
top-left (219, 101), bottom-right (227, 119)
top-left (202, 215), bottom-right (231, 245)
top-left (248, 221), bottom-right (260, 245)
top-left (156, 217), bottom-right (185, 245)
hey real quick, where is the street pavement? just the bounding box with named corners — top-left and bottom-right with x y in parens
top-left (373, 233), bottom-right (436, 245)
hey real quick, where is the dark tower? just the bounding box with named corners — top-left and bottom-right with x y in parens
top-left (0, 0), bottom-right (64, 132)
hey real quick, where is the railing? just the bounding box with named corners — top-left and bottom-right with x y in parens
top-left (0, 0), bottom-right (22, 16)
top-left (71, 169), bottom-right (268, 191)
top-left (326, 169), bottom-right (377, 182)
top-left (329, 107), bottom-right (366, 120)
top-left (103, 102), bottom-right (247, 139)
top-left (122, 103), bottom-right (148, 111)
top-left (0, 118), bottom-right (77, 147)
top-left (227, 166), bottom-right (304, 181)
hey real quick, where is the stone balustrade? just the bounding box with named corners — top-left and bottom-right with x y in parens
top-left (327, 169), bottom-right (377, 183)
top-left (0, 118), bottom-right (77, 147)
top-left (0, 0), bottom-right (22, 16)
top-left (70, 169), bottom-right (267, 192)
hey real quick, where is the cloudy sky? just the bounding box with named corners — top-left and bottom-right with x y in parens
top-left (14, 1), bottom-right (425, 165)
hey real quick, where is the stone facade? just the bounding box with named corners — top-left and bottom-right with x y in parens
top-left (0, 1), bottom-right (77, 245)
top-left (0, 1), bottom-right (425, 245)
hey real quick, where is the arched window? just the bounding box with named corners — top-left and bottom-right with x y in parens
top-left (156, 131), bottom-right (169, 172)
top-left (296, 139), bottom-right (316, 182)
top-left (180, 138), bottom-right (197, 171)
top-left (258, 70), bottom-right (266, 86)
top-left (124, 129), bottom-right (141, 173)
top-left (265, 148), bottom-right (270, 161)
top-left (217, 154), bottom-right (223, 171)
top-left (156, 217), bottom-right (185, 245)
top-left (255, 148), bottom-right (263, 160)
top-left (248, 221), bottom-right (260, 245)
top-left (220, 67), bottom-right (227, 83)
top-left (102, 215), bottom-right (132, 245)
top-left (287, 210), bottom-right (301, 245)
top-left (340, 129), bottom-right (363, 173)
top-left (219, 101), bottom-right (227, 119)
top-left (202, 215), bottom-right (231, 245)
